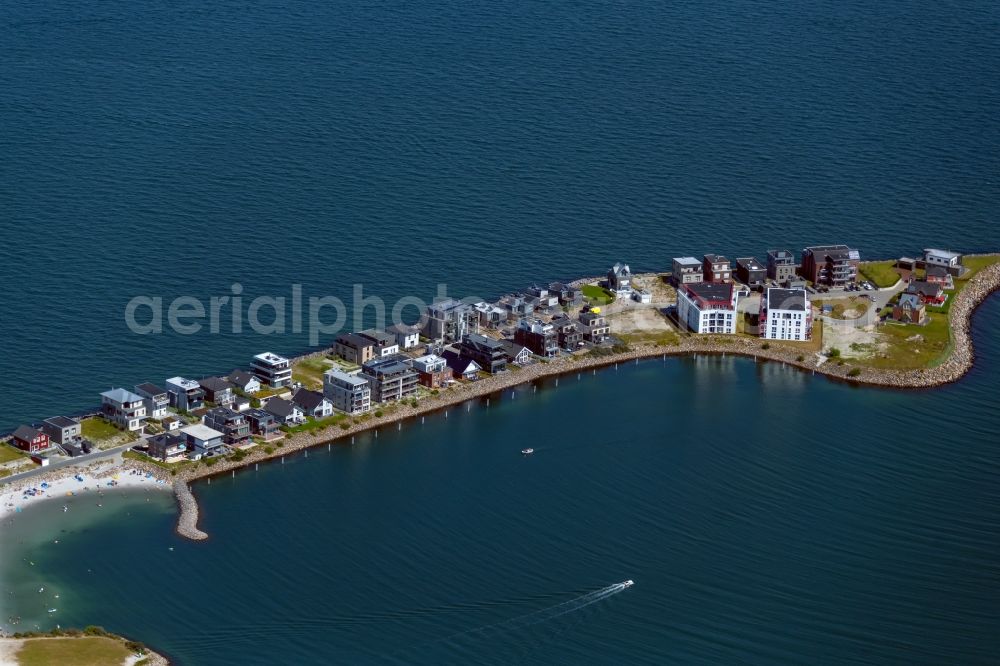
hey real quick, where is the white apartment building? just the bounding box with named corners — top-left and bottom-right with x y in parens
top-left (760, 288), bottom-right (811, 341)
top-left (251, 352), bottom-right (292, 388)
top-left (676, 283), bottom-right (739, 334)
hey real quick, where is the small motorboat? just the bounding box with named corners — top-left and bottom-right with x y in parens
top-left (47, 608), bottom-right (57, 614)
top-left (521, 448), bottom-right (534, 455)
top-left (623, 580), bottom-right (635, 588)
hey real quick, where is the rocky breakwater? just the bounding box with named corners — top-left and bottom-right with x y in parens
top-left (173, 480), bottom-right (208, 541)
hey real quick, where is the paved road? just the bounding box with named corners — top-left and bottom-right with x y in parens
top-left (0, 442), bottom-right (135, 487)
top-left (813, 282), bottom-right (907, 328)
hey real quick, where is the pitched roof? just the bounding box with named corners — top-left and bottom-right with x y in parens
top-left (897, 292), bottom-right (924, 309)
top-left (907, 280), bottom-right (942, 298)
top-left (292, 389), bottom-right (328, 411)
top-left (227, 370), bottom-right (258, 386)
top-left (500, 340), bottom-right (528, 360)
top-left (13, 425), bottom-right (42, 441)
top-left (263, 397), bottom-right (300, 418)
top-left (926, 265), bottom-right (948, 278)
top-left (199, 377), bottom-right (233, 392)
top-left (101, 387), bottom-right (145, 404)
top-left (442, 350), bottom-right (480, 375)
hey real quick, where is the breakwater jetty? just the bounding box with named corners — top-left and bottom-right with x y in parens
top-left (9, 255), bottom-right (1000, 541)
top-left (173, 480), bottom-right (208, 540)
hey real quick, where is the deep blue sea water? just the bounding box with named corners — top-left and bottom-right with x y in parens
top-left (2, 0), bottom-right (1000, 431)
top-left (2, 0), bottom-right (1000, 663)
top-left (2, 297), bottom-right (1000, 664)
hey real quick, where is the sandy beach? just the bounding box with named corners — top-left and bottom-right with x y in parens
top-left (0, 461), bottom-right (170, 520)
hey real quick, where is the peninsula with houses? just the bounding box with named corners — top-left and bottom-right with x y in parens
top-left (2, 245), bottom-right (999, 539)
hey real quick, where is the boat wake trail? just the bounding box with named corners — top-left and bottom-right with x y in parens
top-left (388, 580), bottom-right (633, 658)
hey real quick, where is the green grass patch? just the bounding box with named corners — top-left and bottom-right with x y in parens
top-left (255, 386), bottom-right (290, 399)
top-left (0, 444), bottom-right (27, 464)
top-left (15, 636), bottom-right (133, 666)
top-left (815, 298), bottom-right (870, 320)
top-left (581, 284), bottom-right (615, 305)
top-left (80, 417), bottom-right (138, 448)
top-left (122, 449), bottom-right (190, 471)
top-left (80, 417), bottom-right (121, 441)
top-left (292, 356), bottom-right (336, 390)
top-left (856, 315), bottom-right (952, 370)
top-left (921, 255), bottom-right (1000, 315)
top-left (859, 261), bottom-right (901, 288)
top-left (281, 413), bottom-right (348, 434)
top-left (618, 330), bottom-right (681, 347)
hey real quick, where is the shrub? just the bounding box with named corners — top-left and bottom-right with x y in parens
top-left (761, 342), bottom-right (771, 350)
top-left (410, 399), bottom-right (418, 408)
top-left (275, 441), bottom-right (284, 448)
top-left (125, 640), bottom-right (147, 654)
top-left (828, 347), bottom-right (842, 358)
top-left (847, 368), bottom-right (861, 377)
top-left (339, 422), bottom-right (350, 430)
top-left (431, 389), bottom-right (440, 396)
top-left (374, 410), bottom-right (384, 417)
top-left (796, 355), bottom-right (805, 362)
top-left (170, 469), bottom-right (177, 476)
top-left (264, 446), bottom-right (274, 454)
top-left (204, 457), bottom-right (219, 467)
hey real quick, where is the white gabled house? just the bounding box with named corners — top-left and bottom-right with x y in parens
top-left (227, 370), bottom-right (262, 395)
top-left (262, 397), bottom-right (305, 425)
top-left (291, 388), bottom-right (334, 419)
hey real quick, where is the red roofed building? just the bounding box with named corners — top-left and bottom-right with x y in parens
top-left (12, 426), bottom-right (50, 453)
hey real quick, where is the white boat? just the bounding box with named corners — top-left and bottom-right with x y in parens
top-left (521, 448), bottom-right (534, 455)
top-left (47, 608), bottom-right (57, 613)
top-left (622, 580), bottom-right (635, 588)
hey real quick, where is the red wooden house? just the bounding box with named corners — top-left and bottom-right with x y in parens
top-left (924, 265), bottom-right (951, 287)
top-left (12, 426), bottom-right (50, 453)
top-left (906, 280), bottom-right (946, 305)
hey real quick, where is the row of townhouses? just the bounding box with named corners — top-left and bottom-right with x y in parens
top-left (9, 247), bottom-right (964, 467)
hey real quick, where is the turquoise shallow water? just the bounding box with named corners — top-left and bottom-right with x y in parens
top-left (2, 297), bottom-right (999, 664)
top-left (2, 0), bottom-right (1000, 662)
